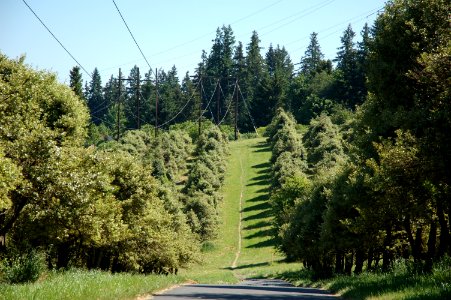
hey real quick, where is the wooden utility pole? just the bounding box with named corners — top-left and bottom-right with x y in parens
top-left (216, 79), bottom-right (220, 124)
top-left (154, 68), bottom-right (159, 137)
top-left (116, 68), bottom-right (122, 141)
top-left (234, 79), bottom-right (239, 140)
top-left (136, 67), bottom-right (140, 129)
top-left (198, 75), bottom-right (202, 136)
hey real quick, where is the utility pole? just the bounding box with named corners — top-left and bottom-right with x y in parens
top-left (136, 67), bottom-right (140, 129)
top-left (116, 68), bottom-right (122, 141)
top-left (198, 75), bottom-right (202, 136)
top-left (216, 79), bottom-right (220, 124)
top-left (155, 68), bottom-right (158, 137)
top-left (234, 79), bottom-right (239, 140)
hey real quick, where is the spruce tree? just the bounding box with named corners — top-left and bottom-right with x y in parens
top-left (86, 68), bottom-right (104, 125)
top-left (69, 66), bottom-right (84, 99)
top-left (334, 24), bottom-right (360, 108)
top-left (300, 32), bottom-right (328, 76)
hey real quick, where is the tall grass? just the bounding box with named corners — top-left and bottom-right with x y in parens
top-left (0, 269), bottom-right (184, 300)
top-left (277, 257), bottom-right (451, 300)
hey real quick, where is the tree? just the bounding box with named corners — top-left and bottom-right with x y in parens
top-left (334, 25), bottom-right (361, 108)
top-left (124, 65), bottom-right (142, 129)
top-left (245, 31), bottom-right (266, 125)
top-left (0, 53), bottom-right (89, 249)
top-left (86, 68), bottom-right (105, 125)
top-left (300, 32), bottom-right (331, 77)
top-left (69, 66), bottom-right (84, 99)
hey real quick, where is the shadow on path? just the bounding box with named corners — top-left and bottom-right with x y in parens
top-left (153, 279), bottom-right (339, 300)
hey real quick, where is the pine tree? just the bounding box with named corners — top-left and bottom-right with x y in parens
top-left (334, 24), bottom-right (360, 108)
top-left (205, 25), bottom-right (236, 124)
top-left (69, 66), bottom-right (84, 99)
top-left (232, 41), bottom-right (251, 131)
top-left (86, 68), bottom-right (104, 125)
top-left (124, 65), bottom-right (141, 129)
top-left (300, 32), bottom-right (329, 76)
top-left (245, 31), bottom-right (266, 127)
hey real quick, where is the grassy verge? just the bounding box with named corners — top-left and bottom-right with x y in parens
top-left (276, 258), bottom-right (451, 300)
top-left (0, 269), bottom-right (184, 300)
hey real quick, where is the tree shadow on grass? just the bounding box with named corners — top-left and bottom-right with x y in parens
top-left (242, 209), bottom-right (272, 221)
top-left (254, 187), bottom-right (271, 194)
top-left (224, 262), bottom-right (270, 270)
top-left (248, 194), bottom-right (269, 203)
top-left (253, 142), bottom-right (271, 153)
top-left (246, 237), bottom-right (276, 248)
top-left (328, 273), bottom-right (451, 300)
top-left (251, 174), bottom-right (271, 182)
top-left (275, 269), bottom-right (450, 300)
top-left (245, 228), bottom-right (275, 240)
top-left (243, 220), bottom-right (272, 230)
top-left (252, 162), bottom-right (271, 170)
top-left (242, 201), bottom-right (271, 213)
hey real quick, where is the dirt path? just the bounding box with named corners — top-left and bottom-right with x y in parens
top-left (230, 155), bottom-right (244, 269)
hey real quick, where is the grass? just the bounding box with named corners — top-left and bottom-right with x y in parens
top-left (9, 137), bottom-right (447, 299)
top-left (0, 268), bottom-right (185, 300)
top-left (276, 258), bottom-right (451, 299)
top-left (181, 137), bottom-right (301, 283)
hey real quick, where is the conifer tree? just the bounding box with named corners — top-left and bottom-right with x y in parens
top-left (300, 32), bottom-right (330, 76)
top-left (86, 68), bottom-right (104, 125)
top-left (69, 66), bottom-right (84, 99)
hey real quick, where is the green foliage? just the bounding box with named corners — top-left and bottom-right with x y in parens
top-left (1, 250), bottom-right (46, 284)
top-left (183, 126), bottom-right (229, 241)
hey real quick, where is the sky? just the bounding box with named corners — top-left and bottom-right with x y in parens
top-left (1, 0), bottom-right (387, 84)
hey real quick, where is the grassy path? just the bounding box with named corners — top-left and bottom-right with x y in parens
top-left (181, 137), bottom-right (300, 283)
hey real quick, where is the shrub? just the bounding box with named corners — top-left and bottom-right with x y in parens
top-left (1, 250), bottom-right (46, 284)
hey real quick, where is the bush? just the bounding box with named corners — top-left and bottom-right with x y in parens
top-left (1, 250), bottom-right (46, 284)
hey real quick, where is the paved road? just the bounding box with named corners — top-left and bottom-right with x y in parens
top-left (151, 279), bottom-right (339, 300)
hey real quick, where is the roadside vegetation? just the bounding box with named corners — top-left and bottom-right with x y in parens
top-left (1, 0), bottom-right (450, 299)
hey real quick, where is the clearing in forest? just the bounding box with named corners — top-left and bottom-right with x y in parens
top-left (181, 137), bottom-right (301, 282)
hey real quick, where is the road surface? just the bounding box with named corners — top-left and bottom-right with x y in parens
top-left (151, 278), bottom-right (339, 300)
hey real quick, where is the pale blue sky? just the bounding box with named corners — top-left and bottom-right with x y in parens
top-left (1, 0), bottom-right (386, 83)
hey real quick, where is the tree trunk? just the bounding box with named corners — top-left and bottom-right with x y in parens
top-left (383, 226), bottom-right (392, 271)
top-left (437, 200), bottom-right (450, 257)
top-left (354, 249), bottom-right (365, 274)
top-left (404, 216), bottom-right (416, 259)
top-left (344, 251), bottom-right (354, 275)
top-left (425, 220), bottom-right (437, 272)
top-left (367, 248), bottom-right (374, 271)
top-left (335, 252), bottom-right (343, 274)
top-left (57, 242), bottom-right (70, 269)
top-left (413, 227), bottom-right (423, 262)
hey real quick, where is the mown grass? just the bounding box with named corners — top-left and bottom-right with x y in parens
top-left (0, 268), bottom-right (184, 300)
top-left (181, 137), bottom-right (301, 283)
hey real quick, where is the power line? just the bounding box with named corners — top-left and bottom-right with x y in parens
top-left (157, 80), bottom-right (201, 128)
top-left (260, 0), bottom-right (337, 37)
top-left (102, 0), bottom-right (284, 72)
top-left (287, 6), bottom-right (383, 50)
top-left (112, 0), bottom-right (152, 71)
top-left (21, 0), bottom-right (92, 79)
top-left (237, 84), bottom-right (258, 135)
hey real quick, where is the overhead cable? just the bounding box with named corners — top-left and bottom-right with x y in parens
top-left (21, 0), bottom-right (92, 79)
top-left (112, 0), bottom-right (152, 71)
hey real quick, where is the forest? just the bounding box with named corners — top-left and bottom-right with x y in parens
top-left (0, 0), bottom-right (450, 285)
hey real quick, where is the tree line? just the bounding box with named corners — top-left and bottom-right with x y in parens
top-left (268, 0), bottom-right (450, 278)
top-left (0, 52), bottom-right (230, 278)
top-left (71, 15), bottom-right (370, 141)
